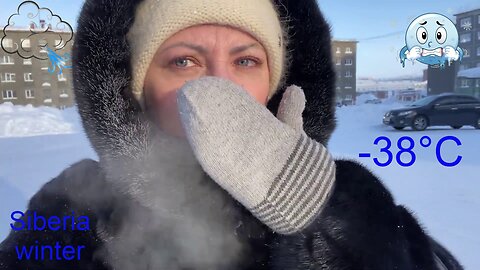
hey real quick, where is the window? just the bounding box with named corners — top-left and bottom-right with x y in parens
top-left (456, 96), bottom-right (478, 104)
top-left (43, 89), bottom-right (52, 99)
top-left (24, 73), bottom-right (33, 82)
top-left (0, 55), bottom-right (14, 64)
top-left (23, 58), bottom-right (32, 65)
top-left (345, 47), bottom-right (352, 54)
top-left (336, 47), bottom-right (341, 54)
top-left (38, 39), bottom-right (47, 46)
top-left (478, 31), bottom-right (480, 40)
top-left (345, 86), bottom-right (352, 89)
top-left (345, 59), bottom-right (353, 65)
top-left (1, 38), bottom-right (13, 48)
top-left (21, 38), bottom-right (31, 48)
top-left (58, 73), bottom-right (67, 81)
top-left (2, 90), bottom-right (16, 99)
top-left (460, 33), bottom-right (471, 43)
top-left (59, 89), bottom-right (69, 98)
top-left (1, 73), bottom-right (16, 82)
top-left (39, 39), bottom-right (48, 53)
top-left (478, 15), bottom-right (480, 24)
top-left (437, 97), bottom-right (458, 105)
top-left (460, 17), bottom-right (472, 28)
top-left (460, 79), bottom-right (469, 88)
top-left (477, 47), bottom-right (480, 56)
top-left (464, 49), bottom-right (470, 57)
top-left (54, 39), bottom-right (65, 48)
top-left (25, 89), bottom-right (34, 99)
top-left (335, 58), bottom-right (341, 65)
top-left (476, 79), bottom-right (480, 88)
top-left (345, 70), bottom-right (352, 78)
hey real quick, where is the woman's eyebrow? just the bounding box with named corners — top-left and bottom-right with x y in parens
top-left (230, 43), bottom-right (260, 54)
top-left (160, 42), bottom-right (207, 53)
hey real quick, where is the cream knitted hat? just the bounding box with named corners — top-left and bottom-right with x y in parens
top-left (127, 0), bottom-right (286, 106)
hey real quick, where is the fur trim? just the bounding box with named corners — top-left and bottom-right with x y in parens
top-left (72, 0), bottom-right (336, 162)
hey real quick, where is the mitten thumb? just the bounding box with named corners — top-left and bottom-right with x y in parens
top-left (276, 85), bottom-right (306, 131)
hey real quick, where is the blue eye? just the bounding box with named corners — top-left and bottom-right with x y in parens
top-left (173, 58), bottom-right (195, 68)
top-left (236, 58), bottom-right (257, 67)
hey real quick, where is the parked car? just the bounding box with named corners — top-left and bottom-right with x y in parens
top-left (383, 93), bottom-right (480, 131)
top-left (365, 98), bottom-right (382, 104)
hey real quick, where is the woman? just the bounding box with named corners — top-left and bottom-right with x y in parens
top-left (0, 0), bottom-right (462, 269)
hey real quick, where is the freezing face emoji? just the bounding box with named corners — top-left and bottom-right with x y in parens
top-left (400, 13), bottom-right (463, 68)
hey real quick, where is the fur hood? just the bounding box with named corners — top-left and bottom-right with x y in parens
top-left (71, 0), bottom-right (336, 269)
top-left (72, 0), bottom-right (336, 161)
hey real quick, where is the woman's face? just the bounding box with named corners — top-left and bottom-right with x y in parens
top-left (144, 24), bottom-right (270, 137)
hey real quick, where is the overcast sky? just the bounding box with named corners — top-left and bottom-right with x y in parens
top-left (1, 0), bottom-right (480, 79)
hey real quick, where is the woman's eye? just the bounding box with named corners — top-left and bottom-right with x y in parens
top-left (173, 57), bottom-right (195, 68)
top-left (236, 58), bottom-right (258, 67)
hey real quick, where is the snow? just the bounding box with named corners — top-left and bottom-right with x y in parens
top-left (457, 67), bottom-right (480, 79)
top-left (0, 102), bottom-right (478, 269)
top-left (0, 102), bottom-right (75, 137)
top-left (330, 103), bottom-right (480, 269)
top-left (356, 93), bottom-right (378, 104)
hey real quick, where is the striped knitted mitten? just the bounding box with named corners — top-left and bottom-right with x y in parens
top-left (177, 77), bottom-right (335, 234)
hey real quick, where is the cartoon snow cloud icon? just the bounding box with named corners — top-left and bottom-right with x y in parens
top-left (1, 1), bottom-right (73, 74)
top-left (400, 13), bottom-right (464, 68)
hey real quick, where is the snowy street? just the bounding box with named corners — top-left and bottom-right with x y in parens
top-left (0, 102), bottom-right (478, 269)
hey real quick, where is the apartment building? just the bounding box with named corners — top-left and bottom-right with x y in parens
top-left (332, 40), bottom-right (358, 105)
top-left (454, 8), bottom-right (480, 97)
top-left (0, 26), bottom-right (74, 109)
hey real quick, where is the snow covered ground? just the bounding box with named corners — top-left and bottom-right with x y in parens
top-left (0, 102), bottom-right (478, 269)
top-left (0, 102), bottom-right (75, 138)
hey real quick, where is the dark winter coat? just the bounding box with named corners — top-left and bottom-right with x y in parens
top-left (0, 0), bottom-right (463, 269)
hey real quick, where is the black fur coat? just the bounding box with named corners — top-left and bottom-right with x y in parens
top-left (0, 0), bottom-right (463, 269)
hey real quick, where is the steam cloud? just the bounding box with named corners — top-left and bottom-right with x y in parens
top-left (93, 134), bottom-right (248, 269)
top-left (1, 1), bottom-right (73, 60)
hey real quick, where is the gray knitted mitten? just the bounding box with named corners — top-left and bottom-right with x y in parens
top-left (177, 77), bottom-right (336, 234)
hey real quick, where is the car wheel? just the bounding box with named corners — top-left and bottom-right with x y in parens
top-left (394, 126), bottom-right (404, 130)
top-left (412, 115), bottom-right (428, 131)
top-left (451, 126), bottom-right (462, 129)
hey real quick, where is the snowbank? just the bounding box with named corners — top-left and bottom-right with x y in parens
top-left (0, 102), bottom-right (78, 138)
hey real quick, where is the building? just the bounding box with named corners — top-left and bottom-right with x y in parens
top-left (426, 62), bottom-right (457, 95)
top-left (332, 40), bottom-right (358, 104)
top-left (0, 25), bottom-right (74, 108)
top-left (357, 77), bottom-right (426, 102)
top-left (454, 8), bottom-right (480, 97)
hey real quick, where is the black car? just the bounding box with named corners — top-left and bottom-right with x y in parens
top-left (383, 94), bottom-right (480, 131)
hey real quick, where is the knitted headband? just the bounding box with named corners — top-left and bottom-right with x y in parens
top-left (127, 0), bottom-right (286, 107)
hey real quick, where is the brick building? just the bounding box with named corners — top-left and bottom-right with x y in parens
top-left (0, 26), bottom-right (74, 109)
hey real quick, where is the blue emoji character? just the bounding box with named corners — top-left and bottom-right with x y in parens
top-left (400, 13), bottom-right (463, 68)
